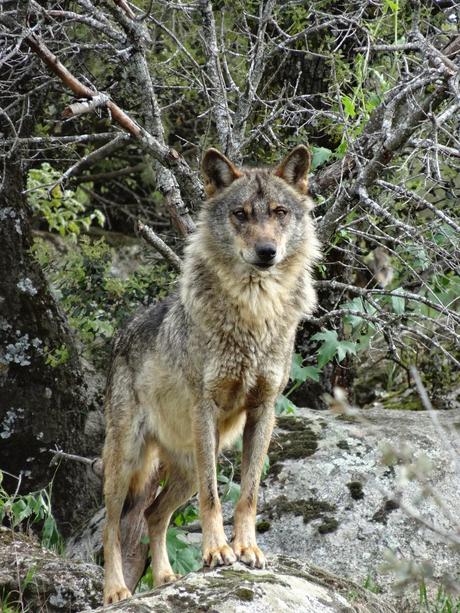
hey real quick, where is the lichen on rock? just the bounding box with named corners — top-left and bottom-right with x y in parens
top-left (85, 556), bottom-right (396, 613)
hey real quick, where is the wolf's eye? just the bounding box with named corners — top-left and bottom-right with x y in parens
top-left (274, 208), bottom-right (288, 218)
top-left (233, 209), bottom-right (247, 221)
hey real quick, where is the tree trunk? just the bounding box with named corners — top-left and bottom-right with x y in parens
top-left (0, 158), bottom-right (97, 536)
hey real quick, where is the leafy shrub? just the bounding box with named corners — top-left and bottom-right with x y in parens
top-left (0, 470), bottom-right (62, 551)
top-left (27, 163), bottom-right (104, 237)
top-left (32, 236), bottom-right (176, 367)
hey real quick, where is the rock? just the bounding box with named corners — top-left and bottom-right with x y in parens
top-left (256, 407), bottom-right (460, 598)
top-left (64, 406), bottom-right (459, 610)
top-left (0, 527), bottom-right (103, 612)
top-left (86, 555), bottom-right (396, 612)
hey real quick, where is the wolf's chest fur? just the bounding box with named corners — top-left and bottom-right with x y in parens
top-left (186, 267), bottom-right (298, 415)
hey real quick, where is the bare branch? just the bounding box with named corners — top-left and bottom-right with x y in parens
top-left (25, 32), bottom-right (203, 220)
top-left (48, 134), bottom-right (130, 191)
top-left (137, 221), bottom-right (182, 271)
top-left (49, 448), bottom-right (103, 478)
top-left (199, 0), bottom-right (233, 154)
top-left (62, 94), bottom-right (110, 119)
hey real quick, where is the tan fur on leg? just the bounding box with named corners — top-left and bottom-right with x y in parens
top-left (145, 463), bottom-right (196, 585)
top-left (232, 404), bottom-right (275, 569)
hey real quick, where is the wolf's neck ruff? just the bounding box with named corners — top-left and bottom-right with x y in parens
top-left (181, 224), bottom-right (317, 339)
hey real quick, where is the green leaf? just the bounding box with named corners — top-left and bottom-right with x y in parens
top-left (384, 0), bottom-right (398, 12)
top-left (290, 355), bottom-right (320, 383)
top-left (336, 340), bottom-right (358, 362)
top-left (302, 366), bottom-right (321, 382)
top-left (341, 95), bottom-right (356, 118)
top-left (342, 297), bottom-right (365, 328)
top-left (311, 329), bottom-right (339, 368)
top-left (166, 527), bottom-right (201, 575)
top-left (275, 394), bottom-right (296, 415)
top-left (312, 330), bottom-right (358, 366)
top-left (290, 353), bottom-right (308, 383)
top-left (11, 499), bottom-right (31, 525)
top-left (391, 289), bottom-right (405, 315)
top-left (222, 481), bottom-right (241, 504)
top-left (94, 209), bottom-right (106, 227)
top-left (311, 146), bottom-right (333, 170)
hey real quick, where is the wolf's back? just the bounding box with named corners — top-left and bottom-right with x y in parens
top-left (104, 294), bottom-right (178, 412)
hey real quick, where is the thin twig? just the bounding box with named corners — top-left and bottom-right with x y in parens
top-left (48, 447), bottom-right (103, 477)
top-left (137, 221), bottom-right (182, 271)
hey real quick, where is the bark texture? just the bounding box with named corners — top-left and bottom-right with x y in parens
top-left (0, 159), bottom-right (97, 535)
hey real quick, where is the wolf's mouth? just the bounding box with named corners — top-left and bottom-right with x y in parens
top-left (253, 261), bottom-right (275, 270)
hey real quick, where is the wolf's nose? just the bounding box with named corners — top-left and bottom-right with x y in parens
top-left (255, 242), bottom-right (277, 262)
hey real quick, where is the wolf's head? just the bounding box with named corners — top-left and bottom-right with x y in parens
top-left (200, 146), bottom-right (316, 272)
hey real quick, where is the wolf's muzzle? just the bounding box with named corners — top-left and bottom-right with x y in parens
top-left (254, 242), bottom-right (277, 268)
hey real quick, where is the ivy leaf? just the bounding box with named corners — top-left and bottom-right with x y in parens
top-left (311, 146), bottom-right (333, 170)
top-left (275, 394), bottom-right (297, 415)
top-left (312, 330), bottom-right (358, 367)
top-left (336, 340), bottom-right (358, 362)
top-left (290, 352), bottom-right (308, 382)
top-left (311, 329), bottom-right (340, 368)
top-left (341, 95), bottom-right (356, 118)
top-left (302, 366), bottom-right (321, 382)
top-left (342, 296), bottom-right (366, 328)
top-left (391, 289), bottom-right (405, 315)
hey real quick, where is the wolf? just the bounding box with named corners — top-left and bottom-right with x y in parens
top-left (102, 145), bottom-right (321, 604)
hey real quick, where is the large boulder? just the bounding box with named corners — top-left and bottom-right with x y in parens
top-left (86, 556), bottom-right (396, 612)
top-left (254, 407), bottom-right (460, 597)
top-left (67, 406), bottom-right (460, 609)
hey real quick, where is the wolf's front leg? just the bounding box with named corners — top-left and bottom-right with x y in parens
top-left (233, 403), bottom-right (275, 568)
top-left (194, 400), bottom-right (237, 568)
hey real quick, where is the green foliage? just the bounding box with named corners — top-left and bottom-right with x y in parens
top-left (173, 503), bottom-right (199, 528)
top-left (311, 146), bottom-right (333, 170)
top-left (363, 574), bottom-right (381, 594)
top-left (0, 471), bottom-right (62, 551)
top-left (276, 352), bottom-right (320, 415)
top-left (166, 527), bottom-right (202, 575)
top-left (44, 343), bottom-right (70, 367)
top-left (27, 163), bottom-right (104, 238)
top-left (218, 472), bottom-right (241, 505)
top-left (32, 236), bottom-right (176, 365)
top-left (311, 330), bottom-right (358, 369)
top-left (0, 563), bottom-right (37, 612)
top-left (418, 581), bottom-right (460, 613)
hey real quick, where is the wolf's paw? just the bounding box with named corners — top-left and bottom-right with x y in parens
top-left (203, 543), bottom-right (237, 568)
top-left (155, 571), bottom-right (182, 586)
top-left (232, 543), bottom-right (266, 569)
top-left (104, 584), bottom-right (132, 604)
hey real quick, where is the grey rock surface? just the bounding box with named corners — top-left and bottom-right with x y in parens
top-left (0, 526), bottom-right (103, 612)
top-left (86, 555), bottom-right (396, 613)
top-left (255, 407), bottom-right (460, 594)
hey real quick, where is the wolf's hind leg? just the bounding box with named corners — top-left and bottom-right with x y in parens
top-left (103, 439), bottom-right (132, 604)
top-left (145, 462), bottom-right (196, 586)
top-left (103, 428), bottom-right (156, 604)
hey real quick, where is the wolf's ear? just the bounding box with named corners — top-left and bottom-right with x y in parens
top-left (274, 145), bottom-right (311, 194)
top-left (202, 148), bottom-right (242, 197)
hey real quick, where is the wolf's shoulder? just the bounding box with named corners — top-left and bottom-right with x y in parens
top-left (111, 293), bottom-right (178, 358)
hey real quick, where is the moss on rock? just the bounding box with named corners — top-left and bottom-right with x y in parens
top-left (347, 481), bottom-right (364, 500)
top-left (318, 517), bottom-right (339, 534)
top-left (264, 495), bottom-right (337, 527)
top-left (256, 519), bottom-right (271, 533)
top-left (269, 416), bottom-right (319, 476)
